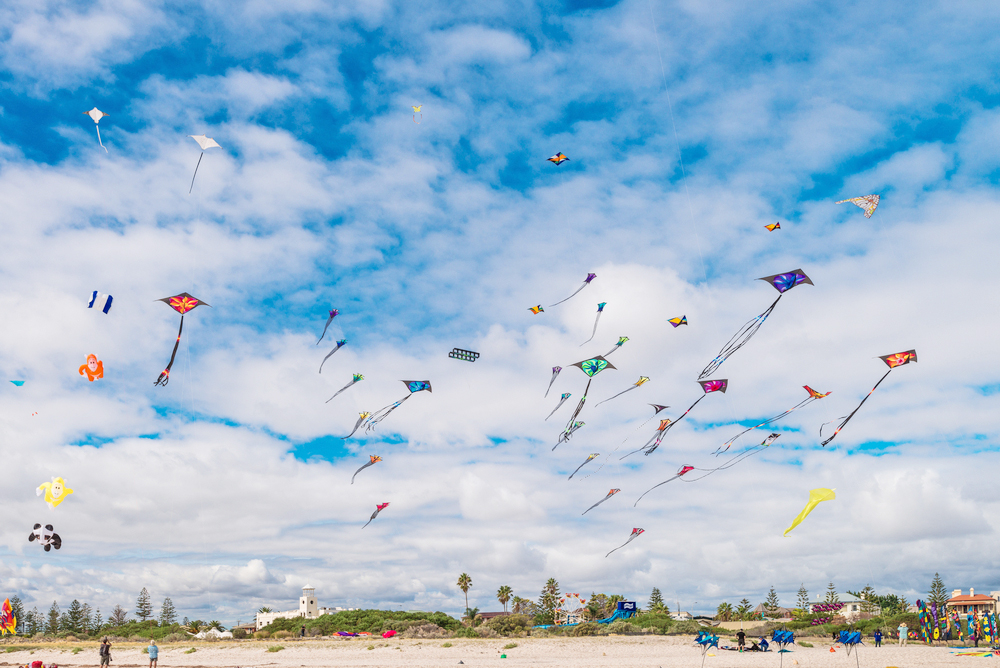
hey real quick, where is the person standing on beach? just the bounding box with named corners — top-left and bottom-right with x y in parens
top-left (99, 637), bottom-right (112, 666)
top-left (147, 639), bottom-right (158, 668)
top-left (897, 622), bottom-right (907, 646)
top-left (874, 628), bottom-right (882, 647)
top-left (736, 630), bottom-right (746, 650)
top-left (301, 625), bottom-right (306, 638)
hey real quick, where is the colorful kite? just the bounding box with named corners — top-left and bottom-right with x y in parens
top-left (626, 380), bottom-right (728, 457)
top-left (544, 366), bottom-right (562, 398)
top-left (351, 455), bottom-right (382, 484)
top-left (154, 293), bottom-right (210, 387)
top-left (820, 350), bottom-right (917, 446)
top-left (326, 374), bottom-right (363, 403)
top-left (551, 273), bottom-right (596, 307)
top-left (559, 355), bottom-right (616, 443)
top-left (606, 527), bottom-right (643, 557)
top-left (582, 488), bottom-right (620, 515)
top-left (838, 630), bottom-right (862, 656)
top-left (633, 465), bottom-right (694, 506)
top-left (188, 134), bottom-right (222, 193)
top-left (319, 339), bottom-right (347, 374)
top-left (765, 222), bottom-right (780, 231)
top-left (342, 412), bottom-right (371, 440)
top-left (716, 385), bottom-right (830, 454)
top-left (581, 303), bottom-right (607, 345)
top-left (621, 419), bottom-right (672, 460)
top-left (412, 105), bottom-right (422, 123)
top-left (28, 523), bottom-right (62, 551)
top-left (529, 305), bottom-right (544, 314)
top-left (0, 598), bottom-right (15, 636)
top-left (595, 376), bottom-right (648, 407)
top-left (317, 309), bottom-right (339, 345)
top-left (83, 107), bottom-right (109, 152)
top-left (679, 433), bottom-right (781, 485)
top-left (36, 477), bottom-right (74, 509)
top-left (695, 631), bottom-right (720, 657)
top-left (553, 421), bottom-right (585, 449)
top-left (88, 291), bottom-right (113, 314)
top-left (448, 348), bottom-right (480, 362)
top-left (604, 336), bottom-right (628, 357)
top-left (698, 269), bottom-right (813, 380)
top-left (836, 194), bottom-right (880, 218)
top-left (362, 502), bottom-right (389, 528)
top-left (783, 488), bottom-right (835, 536)
top-left (568, 453), bottom-right (599, 480)
top-left (548, 152), bottom-right (569, 165)
top-left (366, 381), bottom-right (431, 432)
top-left (668, 316), bottom-right (687, 327)
top-left (545, 393), bottom-right (572, 421)
top-left (79, 354), bottom-right (104, 382)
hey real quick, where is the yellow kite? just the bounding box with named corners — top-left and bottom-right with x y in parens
top-left (783, 488), bottom-right (835, 536)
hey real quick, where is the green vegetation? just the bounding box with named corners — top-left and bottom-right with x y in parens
top-left (483, 614), bottom-right (532, 637)
top-left (184, 648), bottom-right (197, 654)
top-left (267, 645), bottom-right (284, 652)
top-left (71, 648), bottom-right (82, 654)
top-left (567, 622), bottom-right (600, 637)
top-left (442, 642), bottom-right (452, 647)
top-left (457, 573), bottom-right (472, 614)
top-left (503, 642), bottom-right (517, 649)
top-left (258, 609), bottom-right (461, 636)
top-left (629, 612), bottom-right (674, 635)
top-left (799, 641), bottom-right (813, 647)
top-left (367, 645), bottom-right (375, 650)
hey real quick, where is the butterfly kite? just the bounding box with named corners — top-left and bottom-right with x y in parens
top-left (606, 527), bottom-right (643, 557)
top-left (412, 105), bottom-right (422, 123)
top-left (529, 305), bottom-right (544, 314)
top-left (765, 222), bottom-right (780, 231)
top-left (581, 303), bottom-right (607, 345)
top-left (0, 599), bottom-right (15, 636)
top-left (548, 152), bottom-right (569, 165)
top-left (36, 477), bottom-right (74, 509)
top-left (88, 291), bottom-right (113, 314)
top-left (326, 374), bottom-right (363, 403)
top-left (625, 380), bottom-right (728, 457)
top-left (351, 455), bottom-right (382, 484)
top-left (698, 269), bottom-right (813, 380)
top-left (342, 412), bottom-right (371, 440)
top-left (784, 488), bottom-right (835, 536)
top-left (545, 393), bottom-right (572, 421)
top-left (633, 465), bottom-right (694, 506)
top-left (568, 453), bottom-right (599, 480)
top-left (317, 309), bottom-right (339, 345)
top-left (837, 194), bottom-right (880, 218)
top-left (604, 336), bottom-right (628, 357)
top-left (820, 350), bottom-right (916, 446)
top-left (596, 376), bottom-right (648, 407)
top-left (582, 489), bottom-right (620, 515)
top-left (362, 502), bottom-right (389, 528)
top-left (154, 293), bottom-right (210, 386)
top-left (188, 134), bottom-right (221, 193)
top-left (544, 366), bottom-right (562, 398)
top-left (366, 381), bottom-right (432, 433)
top-left (319, 339), bottom-right (347, 373)
top-left (551, 273), bottom-right (596, 307)
top-left (83, 107), bottom-right (109, 152)
top-left (668, 316), bottom-right (687, 327)
top-left (558, 355), bottom-right (615, 445)
top-left (716, 385), bottom-right (830, 454)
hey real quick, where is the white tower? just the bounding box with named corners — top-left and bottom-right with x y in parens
top-left (300, 586), bottom-right (318, 617)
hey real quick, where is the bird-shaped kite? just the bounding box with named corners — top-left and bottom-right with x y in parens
top-left (836, 194), bottom-right (880, 218)
top-left (366, 381), bottom-right (431, 432)
top-left (568, 453), bottom-right (599, 480)
top-left (698, 269), bottom-right (813, 380)
top-left (529, 305), bottom-right (544, 314)
top-left (820, 350), bottom-right (916, 446)
top-left (326, 374), bottom-right (363, 403)
top-left (83, 108), bottom-right (109, 152)
top-left (154, 293), bottom-right (210, 387)
top-left (36, 477), bottom-right (74, 509)
top-left (412, 105), bottom-right (422, 123)
top-left (634, 466), bottom-right (695, 506)
top-left (545, 393), bottom-right (572, 421)
top-left (317, 309), bottom-right (339, 345)
top-left (319, 339), bottom-right (347, 374)
top-left (596, 376), bottom-right (648, 407)
top-left (581, 303), bottom-right (607, 345)
top-left (604, 336), bottom-right (628, 357)
top-left (188, 134), bottom-right (222, 193)
top-left (548, 152), bottom-right (569, 165)
top-left (668, 316), bottom-right (687, 327)
top-left (342, 412), bottom-right (371, 440)
top-left (88, 291), bottom-right (113, 314)
top-left (765, 222), bottom-right (781, 231)
top-left (784, 488), bottom-right (835, 536)
top-left (362, 502), bottom-right (389, 528)
top-left (582, 489), bottom-right (620, 515)
top-left (606, 527), bottom-right (643, 557)
top-left (716, 385), bottom-right (829, 454)
top-left (351, 455), bottom-right (382, 484)
top-left (551, 273), bottom-right (596, 307)
top-left (626, 380), bottom-right (728, 457)
top-left (0, 598), bottom-right (15, 636)
top-left (559, 355), bottom-right (615, 443)
top-left (544, 366), bottom-right (562, 398)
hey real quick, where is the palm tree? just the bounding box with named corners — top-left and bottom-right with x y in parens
top-left (463, 607), bottom-right (481, 627)
top-left (207, 620), bottom-right (225, 631)
top-left (715, 602), bottom-right (734, 621)
top-left (181, 620), bottom-right (203, 635)
top-left (457, 573), bottom-right (472, 618)
top-left (497, 586), bottom-right (513, 614)
top-left (257, 606), bottom-right (272, 614)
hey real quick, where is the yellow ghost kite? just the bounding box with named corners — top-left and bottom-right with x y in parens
top-left (37, 477), bottom-right (74, 509)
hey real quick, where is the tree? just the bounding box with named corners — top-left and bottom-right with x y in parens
top-left (847, 585), bottom-right (878, 614)
top-left (26, 607), bottom-right (40, 636)
top-left (136, 587), bottom-right (153, 622)
top-left (512, 596), bottom-right (536, 616)
top-left (45, 601), bottom-right (60, 635)
top-left (182, 616), bottom-right (189, 627)
top-left (497, 586), bottom-right (513, 614)
top-left (539, 578), bottom-right (561, 614)
top-left (9, 596), bottom-right (24, 635)
top-left (65, 599), bottom-right (85, 633)
top-left (207, 620), bottom-right (224, 631)
top-left (648, 587), bottom-right (666, 613)
top-left (824, 582), bottom-right (839, 604)
top-left (457, 573), bottom-right (472, 618)
top-left (715, 602), bottom-right (734, 621)
top-left (929, 573), bottom-right (948, 607)
top-left (736, 598), bottom-right (753, 620)
top-left (81, 603), bottom-right (92, 634)
top-left (93, 608), bottom-right (103, 630)
top-left (109, 604), bottom-right (130, 627)
top-left (796, 584), bottom-right (810, 613)
top-left (763, 587), bottom-right (781, 616)
top-left (462, 608), bottom-right (481, 626)
top-left (257, 607), bottom-right (272, 614)
top-left (160, 598), bottom-right (177, 626)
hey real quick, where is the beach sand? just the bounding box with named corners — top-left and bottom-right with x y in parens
top-left (0, 636), bottom-right (983, 667)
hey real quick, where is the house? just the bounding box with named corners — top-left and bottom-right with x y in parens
top-left (808, 594), bottom-right (878, 622)
top-left (946, 589), bottom-right (1000, 615)
top-left (753, 603), bottom-right (795, 619)
top-left (255, 586), bottom-right (355, 630)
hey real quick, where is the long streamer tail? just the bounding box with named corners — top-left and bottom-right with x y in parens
top-left (634, 475), bottom-right (681, 506)
top-left (189, 151), bottom-right (205, 194)
top-left (715, 397), bottom-right (811, 454)
top-left (550, 283), bottom-right (588, 307)
top-left (820, 369), bottom-right (893, 446)
top-left (580, 312), bottom-right (602, 346)
top-left (154, 315), bottom-right (184, 386)
top-left (318, 345), bottom-right (343, 373)
top-left (351, 462), bottom-right (373, 484)
top-left (325, 381), bottom-right (355, 403)
top-left (698, 295), bottom-right (781, 380)
top-left (96, 126), bottom-right (108, 153)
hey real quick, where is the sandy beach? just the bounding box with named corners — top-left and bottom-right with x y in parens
top-left (0, 636), bottom-right (986, 668)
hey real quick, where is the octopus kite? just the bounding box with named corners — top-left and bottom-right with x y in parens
top-left (544, 366), bottom-right (562, 398)
top-left (551, 273), bottom-right (596, 307)
top-left (596, 376), bottom-right (648, 406)
top-left (317, 309), bottom-right (339, 345)
top-left (351, 455), bottom-right (382, 484)
top-left (582, 489), bottom-right (620, 515)
top-left (581, 303), bottom-right (607, 345)
top-left (545, 393), bottom-right (572, 421)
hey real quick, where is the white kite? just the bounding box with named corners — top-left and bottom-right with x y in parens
top-left (188, 134), bottom-right (222, 193)
top-left (83, 107), bottom-right (109, 152)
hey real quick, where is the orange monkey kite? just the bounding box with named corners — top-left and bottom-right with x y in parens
top-left (78, 354), bottom-right (104, 381)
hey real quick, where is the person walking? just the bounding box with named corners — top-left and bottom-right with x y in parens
top-left (147, 639), bottom-right (158, 668)
top-left (974, 628), bottom-right (980, 648)
top-left (874, 628), bottom-right (882, 647)
top-left (897, 622), bottom-right (908, 646)
top-left (99, 637), bottom-right (112, 667)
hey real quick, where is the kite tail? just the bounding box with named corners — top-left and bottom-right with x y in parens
top-left (544, 371), bottom-right (561, 398)
top-left (319, 344), bottom-right (344, 374)
top-left (568, 461), bottom-right (589, 480)
top-left (342, 418), bottom-right (368, 440)
top-left (605, 537), bottom-right (635, 558)
top-left (634, 475), bottom-right (681, 506)
top-left (820, 369), bottom-right (893, 446)
top-left (317, 321), bottom-right (332, 345)
top-left (581, 312), bottom-right (603, 346)
top-left (544, 398), bottom-right (568, 421)
top-left (154, 315), bottom-right (184, 387)
top-left (715, 396), bottom-right (812, 454)
top-left (325, 380), bottom-right (355, 403)
top-left (96, 125), bottom-right (108, 153)
top-left (366, 395), bottom-right (410, 432)
top-left (550, 282), bottom-right (588, 307)
top-left (361, 517), bottom-right (374, 529)
top-left (189, 151), bottom-right (204, 194)
top-left (642, 395), bottom-right (705, 456)
top-left (351, 462), bottom-right (373, 484)
top-left (595, 385), bottom-right (635, 407)
top-left (698, 295), bottom-right (782, 380)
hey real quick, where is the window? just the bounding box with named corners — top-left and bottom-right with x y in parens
top-left (851, 605), bottom-right (858, 611)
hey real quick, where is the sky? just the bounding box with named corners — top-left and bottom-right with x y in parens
top-left (1, 0), bottom-right (1000, 626)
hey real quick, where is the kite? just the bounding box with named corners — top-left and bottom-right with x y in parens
top-left (412, 105), bottom-right (422, 123)
top-left (545, 393), bottom-right (572, 421)
top-left (342, 412), bottom-right (371, 439)
top-left (605, 527), bottom-right (643, 557)
top-left (668, 316), bottom-right (687, 327)
top-left (581, 303), bottom-right (607, 345)
top-left (544, 366), bottom-right (562, 398)
top-left (558, 355), bottom-right (616, 444)
top-left (448, 348), bottom-right (480, 362)
top-left (568, 453), bottom-right (599, 480)
top-left (548, 152), bottom-right (569, 165)
top-left (326, 374), bottom-right (363, 403)
top-left (83, 107), bottom-right (109, 152)
top-left (317, 309), bottom-right (339, 345)
top-left (698, 269), bottom-right (813, 380)
top-left (633, 465), bottom-right (695, 506)
top-left (188, 134), bottom-right (222, 193)
top-left (78, 354), bottom-right (104, 382)
top-left (154, 293), bottom-right (210, 387)
top-left (765, 222), bottom-right (780, 231)
top-left (820, 350), bottom-right (917, 446)
top-left (660, 433), bottom-right (782, 489)
top-left (366, 381), bottom-right (431, 432)
top-left (625, 379), bottom-right (728, 457)
top-left (28, 523), bottom-right (62, 551)
top-left (10, 381), bottom-right (24, 386)
top-left (529, 305), bottom-right (544, 314)
top-left (696, 631), bottom-right (720, 668)
top-left (319, 339), bottom-right (347, 374)
top-left (0, 598), bottom-right (14, 636)
top-left (836, 194), bottom-right (880, 218)
top-left (838, 630), bottom-right (862, 657)
top-left (553, 421), bottom-right (585, 449)
top-left (550, 273), bottom-right (596, 307)
top-left (716, 385), bottom-right (830, 454)
top-left (88, 291), bottom-right (113, 314)
top-left (783, 488), bottom-right (835, 536)
top-left (595, 376), bottom-right (648, 407)
top-left (582, 489), bottom-right (620, 515)
top-left (621, 418), bottom-right (672, 460)
top-left (604, 336), bottom-right (628, 357)
top-left (351, 455), bottom-right (382, 484)
top-left (36, 477), bottom-right (74, 509)
top-left (362, 502), bottom-right (389, 528)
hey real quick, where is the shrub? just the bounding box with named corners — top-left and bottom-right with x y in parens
top-left (403, 623), bottom-right (448, 639)
top-left (267, 645), bottom-right (284, 652)
top-left (631, 613), bottom-right (674, 635)
top-left (799, 641), bottom-right (813, 647)
top-left (475, 626), bottom-right (498, 638)
top-left (503, 642), bottom-right (518, 649)
top-left (366, 645), bottom-right (374, 650)
top-left (666, 620), bottom-right (703, 636)
top-left (128, 635), bottom-right (149, 642)
top-left (453, 626), bottom-right (478, 639)
top-left (163, 633), bottom-right (186, 643)
top-left (568, 623), bottom-right (601, 637)
top-left (606, 620), bottom-right (640, 635)
top-left (272, 630), bottom-right (294, 639)
top-left (254, 631), bottom-right (271, 639)
top-left (184, 648), bottom-right (197, 654)
top-left (484, 614), bottom-right (532, 637)
top-left (442, 642), bottom-right (453, 647)
top-left (258, 609), bottom-right (461, 636)
top-left (232, 628), bottom-right (248, 639)
top-left (71, 648), bottom-right (82, 655)
top-left (142, 648), bottom-right (149, 654)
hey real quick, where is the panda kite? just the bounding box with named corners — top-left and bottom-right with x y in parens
top-left (28, 524), bottom-right (62, 552)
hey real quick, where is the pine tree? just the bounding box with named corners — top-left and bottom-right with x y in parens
top-left (764, 587), bottom-right (780, 615)
top-left (65, 599), bottom-right (84, 633)
top-left (9, 596), bottom-right (24, 635)
top-left (26, 607), bottom-right (40, 636)
top-left (136, 587), bottom-right (153, 622)
top-left (796, 584), bottom-right (810, 612)
top-left (857, 585), bottom-right (877, 613)
top-left (182, 616), bottom-right (189, 627)
top-left (45, 601), bottom-right (60, 635)
top-left (81, 604), bottom-right (92, 634)
top-left (540, 578), bottom-right (561, 612)
top-left (737, 598), bottom-right (753, 620)
top-left (649, 587), bottom-right (666, 612)
top-left (93, 608), bottom-right (103, 630)
top-left (160, 598), bottom-right (177, 626)
top-left (109, 604), bottom-right (129, 627)
top-left (824, 582), bottom-right (839, 604)
top-left (929, 573), bottom-right (948, 606)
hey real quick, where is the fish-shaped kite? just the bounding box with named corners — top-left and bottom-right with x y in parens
top-left (319, 339), bottom-right (347, 374)
top-left (568, 453), bottom-right (599, 480)
top-left (188, 134), bottom-right (222, 193)
top-left (83, 107), bottom-right (109, 152)
top-left (634, 466), bottom-right (695, 506)
top-left (317, 309), bottom-right (339, 345)
top-left (412, 105), bottom-right (422, 123)
top-left (765, 222), bottom-right (780, 231)
top-left (366, 381), bottom-right (432, 433)
top-left (716, 385), bottom-right (829, 454)
top-left (545, 393), bottom-right (572, 421)
top-left (668, 316), bottom-right (687, 327)
top-left (326, 374), bottom-right (363, 403)
top-left (342, 412), bottom-right (371, 440)
top-left (820, 350), bottom-right (916, 446)
top-left (626, 380), bottom-right (728, 458)
top-left (559, 355), bottom-right (615, 444)
top-left (698, 269), bottom-right (813, 380)
top-left (551, 273), bottom-right (596, 307)
top-left (88, 291), bottom-right (113, 314)
top-left (836, 194), bottom-right (880, 218)
top-left (362, 502), bottom-right (389, 528)
top-left (596, 376), bottom-right (648, 407)
top-left (606, 527), bottom-right (643, 557)
top-left (548, 152), bottom-right (569, 165)
top-left (581, 303), bottom-right (607, 345)
top-left (604, 336), bottom-right (628, 357)
top-left (36, 477), bottom-right (74, 509)
top-left (784, 488), bottom-right (835, 536)
top-left (544, 366), bottom-right (562, 398)
top-left (582, 489), bottom-right (620, 515)
top-left (529, 305), bottom-right (544, 314)
top-left (154, 293), bottom-right (210, 387)
top-left (351, 455), bottom-right (382, 484)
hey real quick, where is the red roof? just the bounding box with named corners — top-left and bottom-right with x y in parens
top-left (947, 595), bottom-right (995, 604)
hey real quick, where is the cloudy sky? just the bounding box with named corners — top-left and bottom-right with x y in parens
top-left (1, 0), bottom-right (999, 625)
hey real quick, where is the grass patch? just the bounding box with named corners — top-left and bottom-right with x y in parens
top-left (503, 642), bottom-right (517, 649)
top-left (267, 645), bottom-right (284, 652)
top-left (72, 648), bottom-right (82, 654)
top-left (442, 642), bottom-right (452, 647)
top-left (799, 641), bottom-right (813, 647)
top-left (184, 648), bottom-right (197, 654)
top-left (367, 645), bottom-right (374, 650)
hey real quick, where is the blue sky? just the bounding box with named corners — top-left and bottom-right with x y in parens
top-left (2, 0), bottom-right (1000, 624)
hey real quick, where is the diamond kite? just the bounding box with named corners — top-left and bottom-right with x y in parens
top-left (581, 303), bottom-right (607, 345)
top-left (557, 355), bottom-right (616, 447)
top-left (606, 527), bottom-right (643, 557)
top-left (836, 194), bottom-right (880, 218)
top-left (351, 455), bottom-right (382, 484)
top-left (317, 309), bottom-right (339, 345)
top-left (582, 488), bottom-right (620, 515)
top-left (326, 374), bottom-right (363, 403)
top-left (29, 523), bottom-right (62, 552)
top-left (362, 502), bottom-right (389, 529)
top-left (544, 366), bottom-right (562, 398)
top-left (188, 134), bottom-right (222, 193)
top-left (83, 107), bottom-right (110, 152)
top-left (716, 385), bottom-right (829, 454)
top-left (551, 273), bottom-right (596, 307)
top-left (548, 152), bottom-right (569, 165)
top-left (79, 354), bottom-right (104, 382)
top-left (545, 393), bottom-right (572, 421)
top-left (668, 316), bottom-right (687, 327)
top-left (154, 293), bottom-right (210, 386)
top-left (36, 477), bottom-right (74, 509)
top-left (319, 339), bottom-right (347, 374)
top-left (765, 222), bottom-right (780, 231)
top-left (596, 376), bottom-right (648, 407)
top-left (448, 348), bottom-right (480, 362)
top-left (784, 488), bottom-right (835, 536)
top-left (568, 453), bottom-right (599, 480)
top-left (88, 291), bottom-right (113, 314)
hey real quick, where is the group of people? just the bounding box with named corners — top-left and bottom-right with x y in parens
top-left (95, 638), bottom-right (159, 667)
top-left (735, 630), bottom-right (770, 651)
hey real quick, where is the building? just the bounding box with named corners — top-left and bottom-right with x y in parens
top-left (946, 589), bottom-right (1000, 615)
top-left (753, 603), bottom-right (795, 619)
top-left (255, 586), bottom-right (354, 630)
top-left (808, 594), bottom-right (878, 622)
